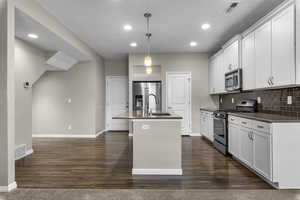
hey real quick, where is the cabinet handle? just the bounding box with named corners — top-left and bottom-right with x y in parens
top-left (248, 132), bottom-right (252, 140)
top-left (242, 121), bottom-right (247, 125)
top-left (257, 125), bottom-right (264, 129)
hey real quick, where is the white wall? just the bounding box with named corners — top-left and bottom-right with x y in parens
top-left (129, 53), bottom-right (218, 134)
top-left (32, 61), bottom-right (103, 137)
top-left (105, 59), bottom-right (128, 76)
top-left (15, 38), bottom-right (47, 150)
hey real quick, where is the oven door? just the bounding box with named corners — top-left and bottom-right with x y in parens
top-left (213, 117), bottom-right (227, 145)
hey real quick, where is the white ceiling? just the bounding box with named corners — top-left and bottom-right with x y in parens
top-left (15, 9), bottom-right (89, 61)
top-left (36, 0), bottom-right (285, 59)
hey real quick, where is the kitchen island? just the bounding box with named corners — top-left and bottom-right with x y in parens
top-left (114, 111), bottom-right (183, 175)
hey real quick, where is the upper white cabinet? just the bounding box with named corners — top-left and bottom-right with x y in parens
top-left (242, 3), bottom-right (296, 90)
top-left (242, 32), bottom-right (256, 90)
top-left (271, 5), bottom-right (295, 87)
top-left (223, 40), bottom-right (240, 73)
top-left (209, 50), bottom-right (225, 94)
top-left (254, 21), bottom-right (272, 89)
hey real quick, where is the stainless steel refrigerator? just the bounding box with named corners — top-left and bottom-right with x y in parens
top-left (132, 81), bottom-right (162, 113)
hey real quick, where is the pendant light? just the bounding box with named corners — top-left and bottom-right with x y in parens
top-left (144, 12), bottom-right (152, 74)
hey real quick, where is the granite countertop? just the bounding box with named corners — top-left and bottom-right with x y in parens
top-left (113, 111), bottom-right (183, 120)
top-left (228, 112), bottom-right (300, 123)
top-left (200, 107), bottom-right (217, 112)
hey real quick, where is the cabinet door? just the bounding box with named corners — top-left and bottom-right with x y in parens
top-left (272, 5), bottom-right (295, 87)
top-left (239, 127), bottom-right (253, 166)
top-left (242, 32), bottom-right (256, 90)
top-left (228, 123), bottom-right (240, 157)
top-left (200, 113), bottom-right (208, 138)
top-left (215, 53), bottom-right (225, 93)
top-left (208, 114), bottom-right (214, 142)
top-left (230, 40), bottom-right (240, 71)
top-left (209, 58), bottom-right (216, 94)
top-left (253, 131), bottom-right (272, 180)
top-left (255, 21), bottom-right (272, 88)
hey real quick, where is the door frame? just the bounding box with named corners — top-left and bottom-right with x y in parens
top-left (166, 71), bottom-right (192, 135)
top-left (105, 75), bottom-right (128, 130)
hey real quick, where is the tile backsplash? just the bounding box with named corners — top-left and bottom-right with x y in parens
top-left (219, 87), bottom-right (300, 118)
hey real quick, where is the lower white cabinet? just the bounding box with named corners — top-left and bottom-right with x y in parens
top-left (228, 122), bottom-right (239, 157)
top-left (253, 130), bottom-right (271, 180)
top-left (228, 116), bottom-right (271, 182)
top-left (239, 127), bottom-right (253, 167)
top-left (200, 111), bottom-right (214, 142)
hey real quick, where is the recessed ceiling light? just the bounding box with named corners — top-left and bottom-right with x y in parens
top-left (201, 23), bottom-right (211, 30)
top-left (123, 24), bottom-right (133, 31)
top-left (130, 42), bottom-right (138, 47)
top-left (27, 33), bottom-right (39, 39)
top-left (190, 41), bottom-right (197, 47)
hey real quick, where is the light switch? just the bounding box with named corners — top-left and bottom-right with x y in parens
top-left (220, 98), bottom-right (223, 103)
top-left (68, 125), bottom-right (72, 130)
top-left (287, 96), bottom-right (293, 105)
top-left (67, 98), bottom-right (72, 103)
top-left (257, 97), bottom-right (261, 104)
top-left (231, 98), bottom-right (235, 104)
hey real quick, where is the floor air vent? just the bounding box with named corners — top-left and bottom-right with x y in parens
top-left (15, 144), bottom-right (27, 160)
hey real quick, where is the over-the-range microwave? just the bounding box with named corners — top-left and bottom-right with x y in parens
top-left (225, 68), bottom-right (242, 92)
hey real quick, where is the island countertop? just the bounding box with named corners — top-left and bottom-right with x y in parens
top-left (113, 111), bottom-right (183, 120)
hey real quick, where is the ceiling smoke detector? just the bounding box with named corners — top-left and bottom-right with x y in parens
top-left (226, 1), bottom-right (240, 14)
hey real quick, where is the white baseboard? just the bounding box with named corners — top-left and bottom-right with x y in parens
top-left (0, 181), bottom-right (17, 192)
top-left (190, 133), bottom-right (202, 137)
top-left (95, 129), bottom-right (106, 138)
top-left (132, 168), bottom-right (183, 175)
top-left (32, 133), bottom-right (104, 138)
top-left (15, 148), bottom-right (34, 160)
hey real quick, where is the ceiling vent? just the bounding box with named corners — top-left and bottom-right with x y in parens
top-left (226, 1), bottom-right (240, 14)
top-left (46, 51), bottom-right (78, 71)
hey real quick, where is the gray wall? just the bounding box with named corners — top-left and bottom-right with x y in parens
top-left (105, 59), bottom-right (128, 76)
top-left (129, 53), bottom-right (218, 134)
top-left (15, 38), bottom-right (47, 150)
top-left (32, 61), bottom-right (105, 136)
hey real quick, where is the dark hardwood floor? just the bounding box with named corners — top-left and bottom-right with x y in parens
top-left (15, 132), bottom-right (272, 189)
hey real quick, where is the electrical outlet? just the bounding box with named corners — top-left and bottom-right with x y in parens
top-left (67, 98), bottom-right (72, 103)
top-left (287, 96), bottom-right (293, 105)
top-left (231, 98), bottom-right (235, 104)
top-left (68, 125), bottom-right (72, 130)
top-left (257, 97), bottom-right (261, 104)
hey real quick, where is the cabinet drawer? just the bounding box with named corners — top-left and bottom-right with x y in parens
top-left (228, 116), bottom-right (240, 125)
top-left (253, 121), bottom-right (271, 134)
top-left (239, 118), bottom-right (252, 128)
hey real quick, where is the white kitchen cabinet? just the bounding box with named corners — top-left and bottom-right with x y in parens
top-left (253, 130), bottom-right (272, 180)
top-left (209, 50), bottom-right (225, 94)
top-left (255, 21), bottom-right (272, 89)
top-left (228, 122), bottom-right (240, 158)
top-left (215, 52), bottom-right (225, 93)
top-left (200, 111), bottom-right (214, 142)
top-left (271, 4), bottom-right (295, 87)
top-left (239, 126), bottom-right (253, 167)
top-left (208, 57), bottom-right (217, 94)
top-left (223, 40), bottom-right (240, 73)
top-left (242, 32), bottom-right (256, 90)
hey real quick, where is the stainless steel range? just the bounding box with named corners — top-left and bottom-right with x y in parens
top-left (213, 99), bottom-right (257, 155)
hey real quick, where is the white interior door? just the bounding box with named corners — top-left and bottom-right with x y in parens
top-left (166, 72), bottom-right (191, 135)
top-left (106, 76), bottom-right (129, 131)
